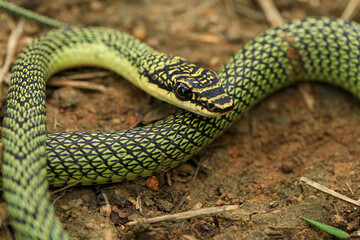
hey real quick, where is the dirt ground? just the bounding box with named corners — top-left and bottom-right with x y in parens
top-left (0, 0), bottom-right (360, 239)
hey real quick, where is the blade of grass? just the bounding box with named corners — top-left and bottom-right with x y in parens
top-left (300, 217), bottom-right (349, 239)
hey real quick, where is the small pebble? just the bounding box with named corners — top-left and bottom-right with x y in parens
top-left (196, 222), bottom-right (210, 232)
top-left (143, 196), bottom-right (155, 207)
top-left (280, 161), bottom-right (295, 174)
top-left (269, 201), bottom-right (278, 208)
top-left (132, 22), bottom-right (147, 40)
top-left (53, 87), bottom-right (78, 109)
top-left (68, 199), bottom-right (83, 209)
top-left (110, 211), bottom-right (120, 224)
top-left (226, 21), bottom-right (243, 42)
top-left (156, 199), bottom-right (173, 212)
top-left (60, 205), bottom-right (69, 211)
top-left (216, 199), bottom-right (224, 206)
top-left (90, 1), bottom-right (106, 12)
top-left (100, 205), bottom-right (111, 216)
top-left (263, 227), bottom-right (272, 235)
top-left (25, 23), bottom-right (40, 35)
top-left (110, 211), bottom-right (129, 225)
top-left (192, 202), bottom-right (203, 210)
top-left (85, 222), bottom-right (97, 229)
top-left (97, 192), bottom-right (105, 202)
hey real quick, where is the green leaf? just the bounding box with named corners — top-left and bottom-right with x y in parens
top-left (300, 216), bottom-right (349, 239)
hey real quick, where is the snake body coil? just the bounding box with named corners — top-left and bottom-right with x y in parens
top-left (0, 2), bottom-right (359, 239)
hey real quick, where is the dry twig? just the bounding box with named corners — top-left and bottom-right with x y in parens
top-left (256, 0), bottom-right (284, 26)
top-left (52, 191), bottom-right (67, 205)
top-left (136, 195), bottom-right (143, 215)
top-left (48, 79), bottom-right (107, 93)
top-left (53, 71), bottom-right (113, 80)
top-left (0, 19), bottom-right (25, 91)
top-left (233, 1), bottom-right (266, 22)
top-left (51, 179), bottom-right (82, 195)
top-left (126, 204), bottom-right (239, 226)
top-left (102, 191), bottom-right (111, 218)
top-left (186, 0), bottom-right (220, 18)
top-left (257, 0), bottom-right (317, 111)
top-left (3, 71), bottom-right (112, 93)
top-left (300, 177), bottom-right (360, 207)
top-left (298, 84), bottom-right (315, 111)
top-left (341, 0), bottom-right (360, 21)
top-left (181, 32), bottom-right (223, 43)
top-left (345, 181), bottom-right (355, 197)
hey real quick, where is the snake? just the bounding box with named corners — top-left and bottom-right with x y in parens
top-left (0, 1), bottom-right (359, 239)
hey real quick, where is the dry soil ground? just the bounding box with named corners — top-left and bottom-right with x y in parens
top-left (0, 0), bottom-right (360, 239)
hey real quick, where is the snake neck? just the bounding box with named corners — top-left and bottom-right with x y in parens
top-left (11, 26), bottom-right (177, 105)
top-left (14, 26), bottom-right (232, 117)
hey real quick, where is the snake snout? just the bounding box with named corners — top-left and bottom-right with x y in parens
top-left (205, 95), bottom-right (234, 114)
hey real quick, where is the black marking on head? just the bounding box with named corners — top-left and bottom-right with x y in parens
top-left (212, 96), bottom-right (233, 105)
top-left (196, 87), bottom-right (225, 99)
top-left (144, 56), bottom-right (202, 92)
top-left (185, 69), bottom-right (220, 89)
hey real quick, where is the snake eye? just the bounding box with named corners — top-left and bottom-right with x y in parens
top-left (174, 82), bottom-right (192, 101)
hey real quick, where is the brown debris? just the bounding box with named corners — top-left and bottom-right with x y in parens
top-left (146, 176), bottom-right (160, 191)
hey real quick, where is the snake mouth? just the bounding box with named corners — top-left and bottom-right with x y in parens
top-left (211, 101), bottom-right (234, 114)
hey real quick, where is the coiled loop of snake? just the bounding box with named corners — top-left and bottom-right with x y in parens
top-left (1, 2), bottom-right (360, 238)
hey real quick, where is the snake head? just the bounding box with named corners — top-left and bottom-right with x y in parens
top-left (144, 56), bottom-right (233, 117)
top-left (173, 69), bottom-right (234, 117)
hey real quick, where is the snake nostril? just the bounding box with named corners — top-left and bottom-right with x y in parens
top-left (207, 102), bottom-right (216, 112)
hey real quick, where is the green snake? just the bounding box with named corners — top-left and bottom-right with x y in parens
top-left (1, 1), bottom-right (360, 239)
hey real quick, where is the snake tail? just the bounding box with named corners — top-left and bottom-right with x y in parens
top-left (0, 0), bottom-right (66, 28)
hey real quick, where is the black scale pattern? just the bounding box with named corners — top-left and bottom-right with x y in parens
top-left (1, 17), bottom-right (360, 239)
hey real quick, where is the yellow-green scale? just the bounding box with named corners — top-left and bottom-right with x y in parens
top-left (1, 14), bottom-right (360, 240)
